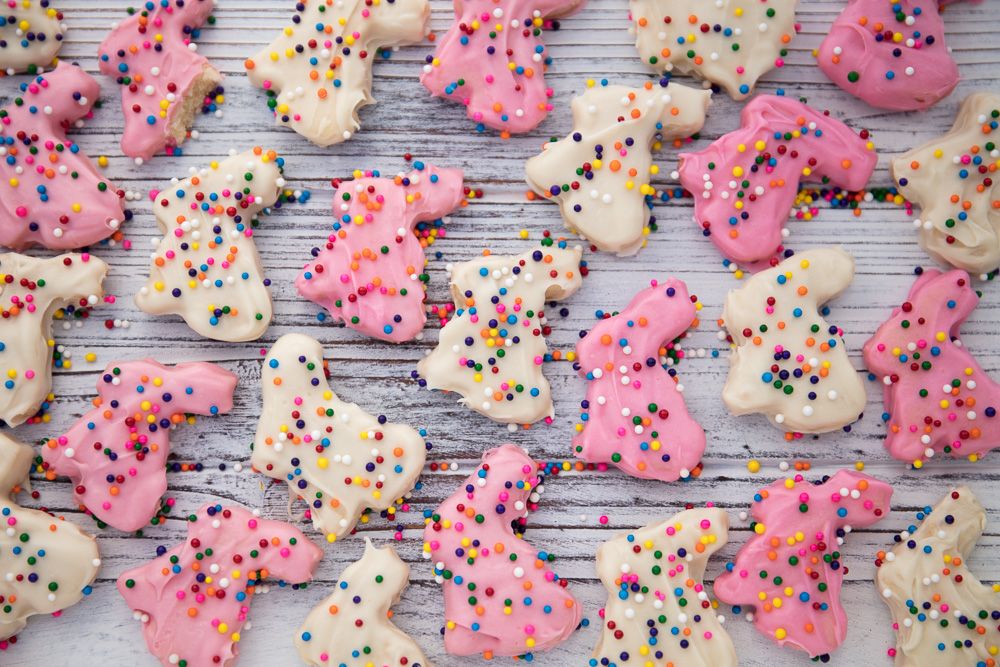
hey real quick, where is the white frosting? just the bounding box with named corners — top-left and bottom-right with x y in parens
top-left (525, 82), bottom-right (710, 255)
top-left (135, 149), bottom-right (284, 342)
top-left (416, 243), bottom-right (583, 424)
top-left (295, 537), bottom-right (433, 667)
top-left (0, 252), bottom-right (107, 427)
top-left (0, 432), bottom-right (101, 641)
top-left (721, 247), bottom-right (866, 433)
top-left (245, 0), bottom-right (430, 147)
top-left (0, 2), bottom-right (64, 74)
top-left (254, 333), bottom-right (427, 542)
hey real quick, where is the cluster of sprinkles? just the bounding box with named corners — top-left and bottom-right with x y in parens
top-left (863, 268), bottom-right (1000, 466)
top-left (629, 0), bottom-right (799, 99)
top-left (416, 237), bottom-right (586, 427)
top-left (98, 0), bottom-right (221, 163)
top-left (0, 433), bottom-right (101, 648)
top-left (0, 252), bottom-right (107, 429)
top-left (245, 0), bottom-right (431, 147)
top-left (117, 503), bottom-right (323, 667)
top-left (818, 0), bottom-right (963, 111)
top-left (875, 487), bottom-right (1000, 666)
top-left (296, 162), bottom-right (466, 343)
top-left (573, 278), bottom-right (708, 482)
top-left (677, 94), bottom-right (877, 269)
top-left (422, 443), bottom-right (581, 658)
top-left (0, 0), bottom-right (64, 76)
top-left (0, 64), bottom-right (127, 251)
top-left (525, 78), bottom-right (710, 255)
top-left (136, 148), bottom-right (286, 342)
top-left (590, 506), bottom-right (737, 666)
top-left (295, 537), bottom-right (430, 667)
top-left (721, 248), bottom-right (867, 436)
top-left (253, 334), bottom-right (429, 544)
top-left (714, 470), bottom-right (893, 661)
top-left (419, 0), bottom-right (577, 136)
top-left (39, 358), bottom-right (237, 532)
top-left (893, 93), bottom-right (1000, 276)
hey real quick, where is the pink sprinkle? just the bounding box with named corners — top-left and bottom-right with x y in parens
top-left (599, 516), bottom-right (608, 524)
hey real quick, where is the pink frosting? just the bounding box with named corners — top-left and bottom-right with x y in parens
top-left (573, 278), bottom-right (705, 481)
top-left (420, 0), bottom-right (585, 134)
top-left (818, 0), bottom-right (982, 112)
top-left (41, 359), bottom-right (237, 533)
top-left (296, 164), bottom-right (465, 342)
top-left (863, 268), bottom-right (1000, 463)
top-left (0, 62), bottom-right (126, 251)
top-left (118, 503), bottom-right (323, 667)
top-left (98, 0), bottom-right (219, 161)
top-left (714, 470), bottom-right (892, 658)
top-left (678, 95), bottom-right (877, 270)
top-left (423, 443), bottom-right (581, 656)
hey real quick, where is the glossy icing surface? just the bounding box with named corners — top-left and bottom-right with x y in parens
top-left (721, 247), bottom-right (867, 434)
top-left (135, 148), bottom-right (286, 342)
top-left (715, 470), bottom-right (893, 658)
top-left (0, 63), bottom-right (126, 251)
top-left (573, 278), bottom-right (706, 482)
top-left (525, 80), bottom-right (710, 255)
top-left (590, 507), bottom-right (737, 667)
top-left (297, 163), bottom-right (465, 342)
top-left (0, 0), bottom-right (64, 74)
top-left (0, 252), bottom-right (107, 427)
top-left (678, 94), bottom-right (877, 269)
top-left (893, 92), bottom-right (1000, 274)
top-left (417, 241), bottom-right (584, 424)
top-left (41, 358), bottom-right (237, 533)
top-left (423, 443), bottom-right (581, 656)
top-left (863, 268), bottom-right (1000, 464)
top-left (254, 333), bottom-right (428, 542)
top-left (246, 0), bottom-right (430, 147)
top-left (118, 503), bottom-right (323, 667)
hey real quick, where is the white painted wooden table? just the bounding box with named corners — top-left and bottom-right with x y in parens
top-left (2, 1), bottom-right (999, 665)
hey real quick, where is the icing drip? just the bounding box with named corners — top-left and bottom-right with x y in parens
top-left (526, 80), bottom-right (710, 255)
top-left (297, 163), bottom-right (465, 342)
top-left (41, 359), bottom-right (237, 533)
top-left (254, 333), bottom-right (428, 542)
top-left (417, 241), bottom-right (584, 424)
top-left (715, 470), bottom-right (893, 659)
top-left (573, 278), bottom-right (706, 482)
top-left (0, 0), bottom-right (64, 75)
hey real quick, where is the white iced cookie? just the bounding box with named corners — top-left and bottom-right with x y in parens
top-left (0, 432), bottom-right (101, 641)
top-left (525, 80), bottom-right (711, 255)
top-left (0, 252), bottom-right (107, 427)
top-left (416, 241), bottom-right (584, 425)
top-left (135, 148), bottom-right (286, 342)
top-left (244, 0), bottom-right (430, 147)
top-left (295, 537), bottom-right (433, 667)
top-left (0, 1), bottom-right (64, 75)
top-left (255, 333), bottom-right (428, 543)
top-left (892, 93), bottom-right (1000, 275)
top-left (876, 486), bottom-right (1000, 667)
top-left (721, 247), bottom-right (866, 433)
top-left (592, 507), bottom-right (737, 666)
top-left (629, 0), bottom-right (799, 100)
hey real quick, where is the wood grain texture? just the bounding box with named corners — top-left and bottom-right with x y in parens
top-left (1, 0), bottom-right (999, 665)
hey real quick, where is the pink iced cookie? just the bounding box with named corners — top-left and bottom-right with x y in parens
top-left (573, 278), bottom-right (706, 482)
top-left (98, 0), bottom-right (222, 163)
top-left (818, 0), bottom-right (983, 112)
top-left (863, 268), bottom-right (1000, 464)
top-left (423, 443), bottom-right (581, 657)
top-left (678, 95), bottom-right (877, 269)
top-left (0, 62), bottom-right (126, 251)
top-left (714, 469), bottom-right (892, 659)
top-left (118, 503), bottom-right (323, 667)
top-left (41, 358), bottom-right (237, 533)
top-left (420, 0), bottom-right (585, 135)
top-left (296, 163), bottom-right (465, 343)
